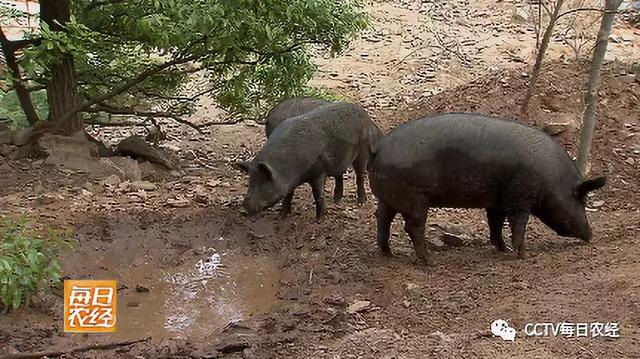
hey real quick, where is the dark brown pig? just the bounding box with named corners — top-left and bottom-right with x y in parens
top-left (368, 113), bottom-right (607, 264)
top-left (242, 102), bottom-right (382, 219)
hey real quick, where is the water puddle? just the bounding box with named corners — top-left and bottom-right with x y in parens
top-left (61, 215), bottom-right (282, 340)
top-left (110, 249), bottom-right (279, 340)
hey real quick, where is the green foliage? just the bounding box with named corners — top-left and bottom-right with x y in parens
top-left (0, 90), bottom-right (48, 128)
top-left (0, 217), bottom-right (73, 312)
top-left (18, 0), bottom-right (368, 120)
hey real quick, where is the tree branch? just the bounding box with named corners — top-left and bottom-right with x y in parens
top-left (556, 7), bottom-right (605, 21)
top-left (140, 86), bottom-right (216, 102)
top-left (85, 105), bottom-right (204, 133)
top-left (56, 54), bottom-right (200, 124)
top-left (0, 337), bottom-right (150, 359)
top-left (0, 26), bottom-right (41, 125)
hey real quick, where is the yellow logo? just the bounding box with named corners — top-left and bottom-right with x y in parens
top-left (64, 280), bottom-right (117, 333)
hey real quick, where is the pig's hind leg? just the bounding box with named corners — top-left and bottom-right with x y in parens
top-left (402, 211), bottom-right (432, 265)
top-left (309, 175), bottom-right (327, 220)
top-left (333, 174), bottom-right (344, 203)
top-left (353, 151), bottom-right (369, 204)
top-left (508, 211), bottom-right (530, 259)
top-left (486, 207), bottom-right (508, 252)
top-left (376, 201), bottom-right (397, 256)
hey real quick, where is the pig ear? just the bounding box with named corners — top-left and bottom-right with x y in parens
top-left (575, 176), bottom-right (607, 198)
top-left (235, 160), bottom-right (251, 173)
top-left (256, 162), bottom-right (275, 180)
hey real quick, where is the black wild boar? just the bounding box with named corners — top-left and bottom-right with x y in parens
top-left (264, 98), bottom-right (331, 137)
top-left (368, 113), bottom-right (607, 264)
top-left (260, 98), bottom-right (346, 203)
top-left (242, 102), bottom-right (383, 219)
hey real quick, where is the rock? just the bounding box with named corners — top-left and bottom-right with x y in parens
top-left (135, 285), bottom-right (150, 293)
top-left (511, 7), bottom-right (529, 24)
top-left (190, 349), bottom-right (219, 359)
top-left (440, 232), bottom-right (466, 247)
top-left (0, 131), bottom-right (12, 145)
top-left (38, 132), bottom-right (100, 172)
top-left (427, 237), bottom-right (445, 249)
top-left (12, 127), bottom-right (33, 146)
top-left (104, 174), bottom-right (122, 187)
top-left (591, 200), bottom-right (605, 208)
top-left (322, 294), bottom-right (346, 306)
top-left (115, 135), bottom-right (180, 169)
top-left (216, 334), bottom-right (251, 353)
top-left (0, 144), bottom-right (15, 157)
top-left (85, 132), bottom-right (115, 157)
top-left (129, 180), bottom-right (157, 191)
top-left (82, 182), bottom-right (95, 193)
top-left (207, 179), bottom-right (222, 187)
top-left (543, 122), bottom-right (569, 136)
top-left (167, 197), bottom-right (190, 207)
top-left (625, 157), bottom-right (635, 165)
top-left (97, 157), bottom-right (142, 181)
top-left (81, 189), bottom-right (93, 197)
top-left (131, 190), bottom-right (148, 201)
top-left (347, 300), bottom-right (371, 314)
top-left (34, 194), bottom-right (57, 205)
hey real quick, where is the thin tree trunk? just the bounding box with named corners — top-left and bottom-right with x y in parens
top-left (39, 0), bottom-right (83, 135)
top-left (520, 0), bottom-right (565, 116)
top-left (0, 27), bottom-right (40, 125)
top-left (576, 0), bottom-right (623, 175)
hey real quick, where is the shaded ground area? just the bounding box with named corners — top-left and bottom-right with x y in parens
top-left (1, 60), bottom-right (639, 358)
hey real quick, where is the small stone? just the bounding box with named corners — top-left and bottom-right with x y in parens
top-left (167, 197), bottom-right (190, 207)
top-left (135, 285), bottom-right (150, 293)
top-left (35, 194), bottom-right (57, 205)
top-left (0, 144), bottom-right (15, 156)
top-left (402, 300), bottom-right (411, 308)
top-left (0, 131), bottom-right (12, 145)
top-left (625, 157), bottom-right (635, 165)
top-left (347, 300), bottom-right (371, 314)
top-left (322, 294), bottom-right (345, 306)
top-left (12, 127), bottom-right (33, 146)
top-left (132, 190), bottom-right (148, 201)
top-left (129, 180), bottom-right (157, 191)
top-left (543, 122), bottom-right (569, 136)
top-left (104, 174), bottom-right (121, 187)
top-left (440, 232), bottom-right (466, 247)
top-left (82, 181), bottom-right (95, 193)
top-left (591, 200), bottom-right (605, 208)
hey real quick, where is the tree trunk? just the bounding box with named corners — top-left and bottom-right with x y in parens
top-left (39, 0), bottom-right (83, 135)
top-left (0, 28), bottom-right (41, 125)
top-left (520, 0), bottom-right (565, 116)
top-left (576, 0), bottom-right (623, 175)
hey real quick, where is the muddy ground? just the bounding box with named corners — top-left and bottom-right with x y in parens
top-left (1, 0), bottom-right (640, 358)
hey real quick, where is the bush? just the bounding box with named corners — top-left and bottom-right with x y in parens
top-left (0, 90), bottom-right (49, 129)
top-left (0, 217), bottom-right (73, 312)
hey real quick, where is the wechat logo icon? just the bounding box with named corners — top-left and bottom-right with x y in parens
top-left (491, 319), bottom-right (516, 342)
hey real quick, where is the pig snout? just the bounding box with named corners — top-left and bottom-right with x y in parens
top-left (579, 226), bottom-right (593, 242)
top-left (242, 196), bottom-right (260, 216)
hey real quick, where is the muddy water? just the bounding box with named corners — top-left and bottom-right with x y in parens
top-left (112, 251), bottom-right (279, 340)
top-left (64, 215), bottom-right (281, 340)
